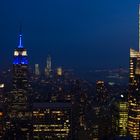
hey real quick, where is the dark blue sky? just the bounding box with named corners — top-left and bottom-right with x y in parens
top-left (0, 0), bottom-right (140, 71)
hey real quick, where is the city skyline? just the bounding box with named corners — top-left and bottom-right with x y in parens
top-left (1, 2), bottom-right (140, 139)
top-left (0, 1), bottom-right (140, 71)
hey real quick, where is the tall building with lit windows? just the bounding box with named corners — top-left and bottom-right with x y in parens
top-left (35, 64), bottom-right (40, 76)
top-left (93, 80), bottom-right (110, 139)
top-left (128, 5), bottom-right (140, 139)
top-left (118, 101), bottom-right (128, 137)
top-left (13, 30), bottom-right (28, 90)
top-left (45, 55), bottom-right (52, 77)
top-left (96, 80), bottom-right (108, 104)
top-left (57, 67), bottom-right (63, 76)
top-left (112, 94), bottom-right (128, 137)
top-left (10, 28), bottom-right (30, 114)
top-left (128, 48), bottom-right (140, 139)
top-left (6, 29), bottom-right (32, 140)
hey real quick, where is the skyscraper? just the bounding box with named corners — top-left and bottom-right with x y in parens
top-left (96, 80), bottom-right (108, 104)
top-left (35, 64), bottom-right (40, 76)
top-left (45, 55), bottom-right (52, 77)
top-left (57, 67), bottom-right (63, 76)
top-left (128, 48), bottom-right (140, 139)
top-left (6, 29), bottom-right (32, 140)
top-left (111, 94), bottom-right (128, 137)
top-left (128, 5), bottom-right (140, 139)
top-left (10, 28), bottom-right (30, 115)
top-left (13, 29), bottom-right (28, 90)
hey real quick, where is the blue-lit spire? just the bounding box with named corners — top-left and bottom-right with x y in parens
top-left (18, 25), bottom-right (23, 48)
top-left (13, 24), bottom-right (28, 65)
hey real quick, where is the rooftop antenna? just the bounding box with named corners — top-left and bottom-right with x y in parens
top-left (18, 23), bottom-right (23, 48)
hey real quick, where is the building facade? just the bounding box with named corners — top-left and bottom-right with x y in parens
top-left (33, 102), bottom-right (72, 140)
top-left (128, 49), bottom-right (140, 139)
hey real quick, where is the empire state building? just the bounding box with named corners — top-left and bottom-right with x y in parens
top-left (13, 30), bottom-right (28, 91)
top-left (6, 29), bottom-right (32, 140)
top-left (8, 29), bottom-right (30, 119)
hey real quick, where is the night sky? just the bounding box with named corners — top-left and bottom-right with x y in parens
top-left (0, 0), bottom-right (140, 71)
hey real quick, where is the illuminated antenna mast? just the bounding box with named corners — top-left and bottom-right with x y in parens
top-left (18, 24), bottom-right (23, 48)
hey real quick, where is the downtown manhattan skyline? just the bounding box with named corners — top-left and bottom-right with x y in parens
top-left (0, 0), bottom-right (140, 71)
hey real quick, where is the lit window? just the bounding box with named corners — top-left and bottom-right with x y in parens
top-left (22, 51), bottom-right (27, 56)
top-left (0, 112), bottom-right (3, 116)
top-left (14, 51), bottom-right (19, 56)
